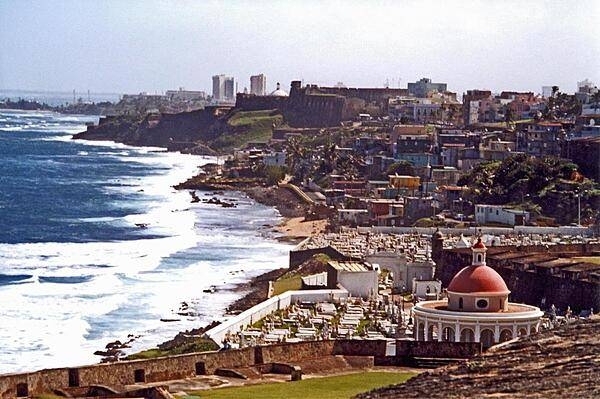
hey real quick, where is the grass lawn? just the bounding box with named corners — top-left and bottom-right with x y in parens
top-left (180, 371), bottom-right (415, 399)
top-left (272, 275), bottom-right (302, 295)
top-left (211, 109), bottom-right (283, 151)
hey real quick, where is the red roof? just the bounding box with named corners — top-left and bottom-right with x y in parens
top-left (447, 265), bottom-right (509, 294)
top-left (472, 238), bottom-right (486, 249)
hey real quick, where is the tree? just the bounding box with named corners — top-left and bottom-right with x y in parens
top-left (386, 161), bottom-right (415, 177)
top-left (591, 91), bottom-right (600, 114)
top-left (504, 105), bottom-right (514, 129)
top-left (261, 165), bottom-right (286, 186)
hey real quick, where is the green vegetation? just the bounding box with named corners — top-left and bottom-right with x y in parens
top-left (386, 160), bottom-right (415, 177)
top-left (458, 154), bottom-right (600, 224)
top-left (210, 110), bottom-right (283, 151)
top-left (272, 275), bottom-right (303, 296)
top-left (258, 165), bottom-right (287, 186)
top-left (180, 371), bottom-right (416, 399)
top-left (125, 338), bottom-right (218, 360)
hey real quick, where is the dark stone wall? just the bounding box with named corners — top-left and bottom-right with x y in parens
top-left (235, 94), bottom-right (288, 112)
top-left (0, 339), bottom-right (482, 397)
top-left (235, 83), bottom-right (346, 128)
top-left (308, 86), bottom-right (409, 105)
top-left (395, 341), bottom-right (482, 358)
top-left (332, 339), bottom-right (387, 356)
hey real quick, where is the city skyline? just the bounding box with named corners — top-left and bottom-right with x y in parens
top-left (1, 1), bottom-right (599, 96)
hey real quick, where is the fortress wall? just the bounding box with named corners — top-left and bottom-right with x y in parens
top-left (333, 339), bottom-right (387, 356)
top-left (0, 338), bottom-right (478, 397)
top-left (396, 341), bottom-right (481, 358)
top-left (260, 341), bottom-right (336, 364)
top-left (0, 348), bottom-right (257, 398)
top-left (0, 374), bottom-right (27, 399)
top-left (311, 87), bottom-right (409, 104)
top-left (235, 94), bottom-right (288, 111)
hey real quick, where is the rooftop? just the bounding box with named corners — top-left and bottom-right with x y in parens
top-left (328, 261), bottom-right (371, 272)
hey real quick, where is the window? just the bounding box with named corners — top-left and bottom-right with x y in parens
top-left (134, 369), bottom-right (146, 383)
top-left (195, 362), bottom-right (206, 375)
top-left (16, 383), bottom-right (28, 398)
top-left (68, 369), bottom-right (80, 387)
top-left (477, 254), bottom-right (482, 263)
top-left (459, 297), bottom-right (463, 309)
top-left (476, 298), bottom-right (489, 309)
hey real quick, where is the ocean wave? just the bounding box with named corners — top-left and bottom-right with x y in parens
top-left (0, 273), bottom-right (34, 286)
top-left (38, 275), bottom-right (94, 284)
top-left (0, 109), bottom-right (293, 374)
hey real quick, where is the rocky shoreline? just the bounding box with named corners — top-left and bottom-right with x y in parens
top-left (93, 173), bottom-right (311, 362)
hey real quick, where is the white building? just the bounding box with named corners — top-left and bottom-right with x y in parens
top-left (327, 261), bottom-right (378, 299)
top-left (365, 252), bottom-right (435, 292)
top-left (212, 74), bottom-right (235, 101)
top-left (475, 204), bottom-right (530, 226)
top-left (412, 279), bottom-right (442, 300)
top-left (250, 74), bottom-right (267, 96)
top-left (413, 239), bottom-right (543, 348)
top-left (263, 151), bottom-right (287, 167)
top-left (337, 209), bottom-right (368, 225)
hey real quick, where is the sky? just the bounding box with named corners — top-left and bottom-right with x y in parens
top-left (0, 0), bottom-right (599, 96)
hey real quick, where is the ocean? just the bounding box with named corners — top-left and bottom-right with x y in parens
top-left (0, 109), bottom-right (292, 373)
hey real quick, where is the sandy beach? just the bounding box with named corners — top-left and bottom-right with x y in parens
top-left (276, 216), bottom-right (329, 242)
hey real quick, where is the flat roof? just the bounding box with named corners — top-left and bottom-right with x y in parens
top-left (512, 254), bottom-right (558, 264)
top-left (490, 252), bottom-right (537, 261)
top-left (328, 261), bottom-right (371, 272)
top-left (534, 259), bottom-right (582, 268)
top-left (562, 263), bottom-right (600, 273)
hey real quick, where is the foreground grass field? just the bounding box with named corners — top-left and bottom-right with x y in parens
top-left (180, 371), bottom-right (416, 399)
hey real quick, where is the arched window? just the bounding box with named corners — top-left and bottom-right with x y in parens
top-left (477, 254), bottom-right (482, 263)
top-left (459, 297), bottom-right (463, 309)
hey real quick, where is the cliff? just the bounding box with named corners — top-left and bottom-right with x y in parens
top-left (72, 108), bottom-right (283, 154)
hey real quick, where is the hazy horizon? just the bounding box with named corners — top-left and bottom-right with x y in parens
top-left (1, 0), bottom-right (599, 96)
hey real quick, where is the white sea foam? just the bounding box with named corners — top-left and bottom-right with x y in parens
top-left (0, 111), bottom-right (292, 373)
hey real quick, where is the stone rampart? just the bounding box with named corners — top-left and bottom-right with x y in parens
top-left (260, 340), bottom-right (336, 364)
top-left (0, 338), bottom-right (482, 398)
top-left (396, 341), bottom-right (482, 359)
top-left (332, 339), bottom-right (387, 357)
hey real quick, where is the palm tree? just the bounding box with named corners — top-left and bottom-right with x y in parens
top-left (591, 91), bottom-right (600, 114)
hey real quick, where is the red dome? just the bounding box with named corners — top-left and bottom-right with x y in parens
top-left (472, 238), bottom-right (486, 249)
top-left (447, 265), bottom-right (509, 294)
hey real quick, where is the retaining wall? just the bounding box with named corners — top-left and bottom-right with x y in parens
top-left (0, 338), bottom-right (481, 398)
top-left (396, 341), bottom-right (481, 358)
